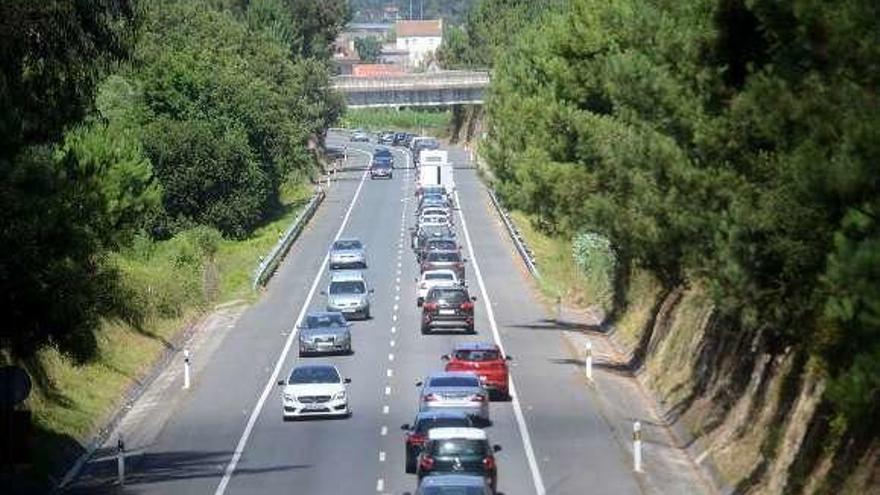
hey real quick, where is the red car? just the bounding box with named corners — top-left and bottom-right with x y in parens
top-left (443, 342), bottom-right (512, 400)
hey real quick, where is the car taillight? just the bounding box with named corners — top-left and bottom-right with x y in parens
top-left (460, 302), bottom-right (474, 311)
top-left (423, 302), bottom-right (438, 311)
top-left (470, 393), bottom-right (488, 403)
top-left (420, 455), bottom-right (435, 470)
top-left (456, 262), bottom-right (464, 268)
top-left (483, 456), bottom-right (496, 470)
top-left (421, 262), bottom-right (429, 270)
top-left (408, 433), bottom-right (426, 445)
top-left (424, 393), bottom-right (440, 402)
top-left (420, 282), bottom-right (427, 289)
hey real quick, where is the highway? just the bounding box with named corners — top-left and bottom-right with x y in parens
top-left (67, 131), bottom-right (640, 494)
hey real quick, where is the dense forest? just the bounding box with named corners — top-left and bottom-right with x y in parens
top-left (442, 0), bottom-right (879, 490)
top-left (349, 0), bottom-right (477, 24)
top-left (0, 0), bottom-right (349, 362)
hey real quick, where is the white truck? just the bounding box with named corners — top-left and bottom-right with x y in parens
top-left (417, 150), bottom-right (455, 198)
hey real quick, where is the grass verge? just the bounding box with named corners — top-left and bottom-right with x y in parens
top-left (341, 107), bottom-right (452, 137)
top-left (16, 180), bottom-right (312, 487)
top-left (507, 210), bottom-right (611, 313)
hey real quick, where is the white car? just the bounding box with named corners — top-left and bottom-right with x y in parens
top-left (417, 269), bottom-right (461, 306)
top-left (278, 364), bottom-right (351, 419)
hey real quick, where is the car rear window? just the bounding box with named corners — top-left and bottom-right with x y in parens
top-left (429, 288), bottom-right (468, 303)
top-left (425, 272), bottom-right (455, 281)
top-left (427, 251), bottom-right (461, 262)
top-left (421, 486), bottom-right (488, 495)
top-left (454, 350), bottom-right (500, 361)
top-left (333, 240), bottom-right (362, 250)
top-left (430, 439), bottom-right (487, 457)
top-left (415, 416), bottom-right (471, 434)
top-left (427, 240), bottom-right (458, 251)
top-left (429, 376), bottom-right (480, 388)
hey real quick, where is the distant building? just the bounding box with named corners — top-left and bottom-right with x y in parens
top-left (351, 64), bottom-right (405, 77)
top-left (395, 19), bottom-right (443, 69)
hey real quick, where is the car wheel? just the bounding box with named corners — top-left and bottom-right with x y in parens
top-left (417, 297), bottom-right (423, 307)
top-left (405, 454), bottom-right (416, 474)
top-left (420, 323), bottom-right (429, 335)
top-left (467, 324), bottom-right (476, 334)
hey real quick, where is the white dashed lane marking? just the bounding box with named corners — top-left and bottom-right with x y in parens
top-left (381, 426), bottom-right (388, 436)
top-left (376, 479), bottom-right (384, 492)
top-left (387, 369), bottom-right (394, 377)
top-left (385, 386), bottom-right (391, 395)
top-left (382, 405), bottom-right (390, 414)
top-left (388, 353), bottom-right (395, 362)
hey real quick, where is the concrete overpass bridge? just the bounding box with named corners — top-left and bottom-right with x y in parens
top-left (331, 70), bottom-right (490, 108)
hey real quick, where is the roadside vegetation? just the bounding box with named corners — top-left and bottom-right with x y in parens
top-left (343, 107), bottom-right (452, 136)
top-left (1, 0), bottom-right (348, 487)
top-left (443, 0), bottom-right (880, 492)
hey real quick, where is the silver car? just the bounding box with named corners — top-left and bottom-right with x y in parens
top-left (329, 238), bottom-right (366, 269)
top-left (416, 372), bottom-right (490, 425)
top-left (298, 312), bottom-right (352, 356)
top-left (322, 270), bottom-right (373, 320)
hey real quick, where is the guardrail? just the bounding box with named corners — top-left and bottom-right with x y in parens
top-left (332, 71), bottom-right (490, 91)
top-left (252, 190), bottom-right (326, 289)
top-left (486, 188), bottom-right (541, 278)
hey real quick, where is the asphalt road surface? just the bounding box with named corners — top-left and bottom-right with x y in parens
top-left (68, 131), bottom-right (641, 495)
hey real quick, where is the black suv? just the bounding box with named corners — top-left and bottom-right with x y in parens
top-left (417, 237), bottom-right (459, 262)
top-left (412, 224), bottom-right (456, 251)
top-left (421, 286), bottom-right (476, 334)
top-left (420, 250), bottom-right (466, 281)
top-left (416, 430), bottom-right (500, 492)
top-left (401, 411), bottom-right (474, 473)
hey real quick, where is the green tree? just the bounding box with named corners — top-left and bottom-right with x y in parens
top-left (355, 36), bottom-right (382, 63)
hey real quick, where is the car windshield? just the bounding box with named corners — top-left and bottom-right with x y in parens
top-left (421, 486), bottom-right (488, 495)
top-left (333, 240), bottom-right (362, 250)
top-left (415, 417), bottom-right (471, 434)
top-left (431, 439), bottom-right (487, 457)
top-left (429, 289), bottom-right (468, 303)
top-left (288, 366), bottom-right (339, 384)
top-left (427, 240), bottom-right (458, 251)
top-left (427, 251), bottom-right (461, 262)
top-left (306, 314), bottom-right (347, 328)
top-left (425, 272), bottom-right (455, 281)
top-left (373, 161), bottom-right (392, 168)
top-left (429, 376), bottom-right (480, 388)
top-left (454, 350), bottom-right (500, 361)
top-left (329, 281), bottom-right (366, 295)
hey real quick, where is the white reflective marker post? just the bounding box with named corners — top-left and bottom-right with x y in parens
top-left (116, 435), bottom-right (125, 485)
top-left (183, 349), bottom-right (191, 390)
top-left (585, 340), bottom-right (593, 382)
top-left (633, 421), bottom-right (643, 472)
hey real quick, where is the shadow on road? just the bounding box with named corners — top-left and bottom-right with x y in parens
top-left (65, 449), bottom-right (311, 493)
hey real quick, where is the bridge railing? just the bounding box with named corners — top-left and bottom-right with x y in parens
top-left (332, 70), bottom-right (490, 91)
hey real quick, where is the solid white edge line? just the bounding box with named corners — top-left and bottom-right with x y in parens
top-left (213, 167), bottom-right (370, 495)
top-left (455, 190), bottom-right (547, 495)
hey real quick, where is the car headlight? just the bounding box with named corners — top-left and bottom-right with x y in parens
top-left (333, 391), bottom-right (346, 401)
top-left (284, 393), bottom-right (296, 401)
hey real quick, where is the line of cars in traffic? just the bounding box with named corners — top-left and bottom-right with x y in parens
top-left (401, 144), bottom-right (515, 494)
top-left (276, 237), bottom-right (371, 420)
top-left (279, 129), bottom-right (513, 493)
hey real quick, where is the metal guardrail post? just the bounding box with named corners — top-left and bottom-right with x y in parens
top-left (252, 189), bottom-right (326, 289)
top-left (486, 188), bottom-right (541, 278)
